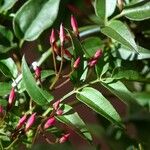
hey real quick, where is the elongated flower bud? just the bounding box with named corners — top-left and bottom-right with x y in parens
top-left (64, 49), bottom-right (72, 59)
top-left (59, 23), bottom-right (65, 45)
top-left (0, 105), bottom-right (3, 117)
top-left (88, 59), bottom-right (97, 68)
top-left (93, 49), bottom-right (103, 60)
top-left (8, 87), bottom-right (16, 109)
top-left (35, 66), bottom-right (41, 80)
top-left (59, 133), bottom-right (70, 143)
top-left (50, 29), bottom-right (56, 46)
top-left (56, 109), bottom-right (63, 116)
top-left (16, 114), bottom-right (27, 130)
top-left (53, 100), bottom-right (61, 110)
top-left (25, 113), bottom-right (36, 132)
top-left (44, 117), bottom-right (56, 129)
top-left (73, 57), bottom-right (80, 69)
top-left (71, 15), bottom-right (79, 36)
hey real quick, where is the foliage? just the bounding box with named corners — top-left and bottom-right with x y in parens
top-left (0, 0), bottom-right (150, 149)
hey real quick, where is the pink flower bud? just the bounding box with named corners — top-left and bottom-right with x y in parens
top-left (0, 105), bottom-right (3, 117)
top-left (88, 59), bottom-right (98, 67)
top-left (8, 87), bottom-right (16, 108)
top-left (93, 49), bottom-right (103, 60)
top-left (50, 28), bottom-right (56, 46)
top-left (35, 66), bottom-right (41, 80)
top-left (25, 113), bottom-right (36, 132)
top-left (53, 100), bottom-right (61, 110)
top-left (0, 105), bottom-right (3, 113)
top-left (59, 133), bottom-right (70, 143)
top-left (56, 109), bottom-right (63, 116)
top-left (71, 15), bottom-right (79, 36)
top-left (44, 117), bottom-right (56, 129)
top-left (73, 57), bottom-right (80, 69)
top-left (59, 23), bottom-right (65, 45)
top-left (16, 114), bottom-right (27, 130)
top-left (64, 49), bottom-right (72, 59)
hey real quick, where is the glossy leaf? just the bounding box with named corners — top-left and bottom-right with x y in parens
top-left (41, 70), bottom-right (55, 80)
top-left (22, 57), bottom-right (53, 105)
top-left (13, 0), bottom-right (60, 41)
top-left (117, 45), bottom-right (150, 61)
top-left (101, 20), bottom-right (138, 52)
top-left (0, 82), bottom-right (11, 96)
top-left (0, 0), bottom-right (17, 13)
top-left (101, 81), bottom-right (136, 104)
top-left (0, 25), bottom-right (16, 53)
top-left (0, 58), bottom-right (18, 78)
top-left (94, 0), bottom-right (117, 23)
top-left (56, 104), bottom-right (92, 142)
top-left (112, 67), bottom-right (142, 81)
top-left (76, 87), bottom-right (122, 126)
top-left (121, 1), bottom-right (150, 21)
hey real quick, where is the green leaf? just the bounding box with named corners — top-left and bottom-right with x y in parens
top-left (94, 0), bottom-right (117, 24)
top-left (121, 1), bottom-right (150, 21)
top-left (66, 29), bottom-right (84, 83)
top-left (112, 67), bottom-right (142, 81)
top-left (56, 104), bottom-right (92, 142)
top-left (82, 37), bottom-right (103, 58)
top-left (0, 0), bottom-right (17, 13)
top-left (41, 70), bottom-right (55, 80)
top-left (133, 92), bottom-right (150, 106)
top-left (0, 98), bottom-right (7, 106)
top-left (117, 45), bottom-right (150, 61)
top-left (0, 25), bottom-right (16, 53)
top-left (0, 58), bottom-right (18, 78)
top-left (76, 87), bottom-right (122, 126)
top-left (22, 57), bottom-right (53, 105)
top-left (101, 20), bottom-right (138, 52)
top-left (101, 81), bottom-right (136, 104)
top-left (0, 82), bottom-right (11, 96)
top-left (13, 0), bottom-right (60, 41)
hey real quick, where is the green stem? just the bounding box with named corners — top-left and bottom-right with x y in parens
top-left (52, 46), bottom-right (57, 74)
top-left (61, 89), bottom-right (76, 101)
top-left (0, 140), bottom-right (4, 150)
top-left (4, 138), bottom-right (18, 150)
top-left (110, 13), bottom-right (123, 21)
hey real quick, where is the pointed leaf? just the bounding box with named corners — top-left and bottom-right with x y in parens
top-left (94, 0), bottom-right (117, 24)
top-left (101, 81), bottom-right (136, 104)
top-left (22, 57), bottom-right (53, 105)
top-left (117, 45), bottom-right (150, 60)
top-left (0, 0), bottom-right (17, 13)
top-left (121, 1), bottom-right (150, 21)
top-left (13, 0), bottom-right (60, 41)
top-left (101, 20), bottom-right (138, 52)
top-left (76, 87), bottom-right (122, 126)
top-left (0, 58), bottom-right (18, 78)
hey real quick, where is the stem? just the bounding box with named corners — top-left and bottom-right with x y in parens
top-left (54, 78), bottom-right (70, 90)
top-left (49, 46), bottom-right (64, 90)
top-left (49, 74), bottom-right (59, 90)
top-left (4, 138), bottom-right (18, 150)
top-left (61, 89), bottom-right (76, 101)
top-left (52, 46), bottom-right (57, 74)
top-left (110, 13), bottom-right (123, 21)
top-left (0, 140), bottom-right (4, 150)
